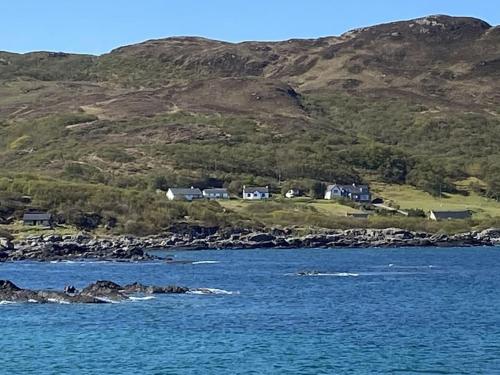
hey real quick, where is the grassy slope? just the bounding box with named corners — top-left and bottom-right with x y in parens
top-left (1, 17), bottom-right (500, 235)
top-left (372, 183), bottom-right (500, 219)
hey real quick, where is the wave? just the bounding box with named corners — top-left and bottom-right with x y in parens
top-left (388, 264), bottom-right (437, 269)
top-left (129, 296), bottom-right (156, 301)
top-left (94, 297), bottom-right (121, 304)
top-left (0, 300), bottom-right (17, 305)
top-left (188, 288), bottom-right (237, 295)
top-left (50, 260), bottom-right (77, 264)
top-left (191, 261), bottom-right (221, 265)
top-left (331, 272), bottom-right (359, 277)
top-left (312, 272), bottom-right (359, 277)
top-left (295, 272), bottom-right (359, 277)
top-left (47, 298), bottom-right (71, 304)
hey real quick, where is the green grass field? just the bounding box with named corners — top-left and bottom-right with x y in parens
top-left (371, 182), bottom-right (500, 219)
top-left (219, 197), bottom-right (359, 216)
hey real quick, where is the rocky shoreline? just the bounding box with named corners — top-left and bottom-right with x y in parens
top-left (1, 227), bottom-right (499, 262)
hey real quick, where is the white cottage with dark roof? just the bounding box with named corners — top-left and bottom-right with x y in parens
top-left (324, 184), bottom-right (371, 202)
top-left (242, 186), bottom-right (270, 200)
top-left (203, 188), bottom-right (230, 200)
top-left (166, 187), bottom-right (203, 201)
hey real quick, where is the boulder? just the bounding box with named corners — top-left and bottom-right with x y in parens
top-left (0, 237), bottom-right (14, 250)
top-left (246, 233), bottom-right (275, 242)
top-left (0, 280), bottom-right (21, 291)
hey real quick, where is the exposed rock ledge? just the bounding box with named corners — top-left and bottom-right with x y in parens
top-left (0, 280), bottom-right (192, 304)
top-left (1, 227), bottom-right (499, 262)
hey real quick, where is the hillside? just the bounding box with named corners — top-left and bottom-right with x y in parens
top-left (1, 15), bottom-right (500, 234)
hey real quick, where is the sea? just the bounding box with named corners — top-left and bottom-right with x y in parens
top-left (1, 247), bottom-right (500, 374)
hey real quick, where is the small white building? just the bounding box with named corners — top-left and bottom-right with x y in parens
top-left (203, 188), bottom-right (230, 200)
top-left (166, 187), bottom-right (203, 201)
top-left (243, 186), bottom-right (270, 200)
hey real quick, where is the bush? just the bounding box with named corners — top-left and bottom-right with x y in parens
top-left (0, 228), bottom-right (13, 240)
top-left (406, 208), bottom-right (426, 218)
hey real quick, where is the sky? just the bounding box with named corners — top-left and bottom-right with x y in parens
top-left (1, 0), bottom-right (499, 55)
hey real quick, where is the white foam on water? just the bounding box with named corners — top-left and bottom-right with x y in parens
top-left (28, 299), bottom-right (39, 303)
top-left (0, 300), bottom-right (17, 305)
top-left (188, 288), bottom-right (237, 295)
top-left (129, 296), bottom-right (156, 301)
top-left (47, 298), bottom-right (70, 304)
top-left (94, 297), bottom-right (121, 304)
top-left (331, 272), bottom-right (360, 277)
top-left (308, 272), bottom-right (359, 277)
top-left (296, 272), bottom-right (360, 277)
top-left (50, 260), bottom-right (77, 264)
top-left (390, 264), bottom-right (438, 269)
top-left (191, 261), bottom-right (221, 265)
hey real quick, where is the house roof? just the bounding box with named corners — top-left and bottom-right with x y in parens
top-left (327, 184), bottom-right (370, 194)
top-left (203, 188), bottom-right (228, 194)
top-left (23, 212), bottom-right (52, 221)
top-left (430, 210), bottom-right (471, 219)
top-left (243, 186), bottom-right (269, 193)
top-left (168, 188), bottom-right (203, 196)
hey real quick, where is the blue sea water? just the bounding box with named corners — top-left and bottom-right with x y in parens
top-left (1, 247), bottom-right (500, 374)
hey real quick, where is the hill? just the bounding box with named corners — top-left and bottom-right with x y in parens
top-left (1, 15), bottom-right (499, 234)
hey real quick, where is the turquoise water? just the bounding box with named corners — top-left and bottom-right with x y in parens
top-left (1, 247), bottom-right (500, 374)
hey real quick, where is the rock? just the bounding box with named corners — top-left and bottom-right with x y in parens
top-left (0, 280), bottom-right (191, 304)
top-left (0, 237), bottom-right (14, 250)
top-left (64, 285), bottom-right (77, 294)
top-left (45, 234), bottom-right (62, 243)
top-left (0, 280), bottom-right (22, 291)
top-left (245, 233), bottom-right (275, 242)
top-left (123, 282), bottom-right (189, 294)
top-left (81, 280), bottom-right (123, 296)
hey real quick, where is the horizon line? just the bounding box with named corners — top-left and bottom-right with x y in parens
top-left (0, 13), bottom-right (494, 56)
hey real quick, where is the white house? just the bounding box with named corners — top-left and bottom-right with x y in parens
top-left (243, 186), bottom-right (270, 200)
top-left (166, 187), bottom-right (203, 201)
top-left (285, 189), bottom-right (300, 198)
top-left (203, 188), bottom-right (230, 200)
top-left (324, 184), bottom-right (371, 202)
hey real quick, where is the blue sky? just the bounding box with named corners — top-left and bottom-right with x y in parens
top-left (1, 1), bottom-right (499, 55)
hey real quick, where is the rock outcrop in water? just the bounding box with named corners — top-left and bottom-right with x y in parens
top-left (0, 280), bottom-right (190, 304)
top-left (1, 227), bottom-right (499, 262)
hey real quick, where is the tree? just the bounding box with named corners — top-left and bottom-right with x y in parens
top-left (380, 156), bottom-right (408, 183)
top-left (152, 175), bottom-right (169, 191)
top-left (309, 182), bottom-right (326, 199)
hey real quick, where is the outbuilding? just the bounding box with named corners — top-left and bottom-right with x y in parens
top-left (23, 212), bottom-right (53, 227)
top-left (429, 210), bottom-right (471, 221)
